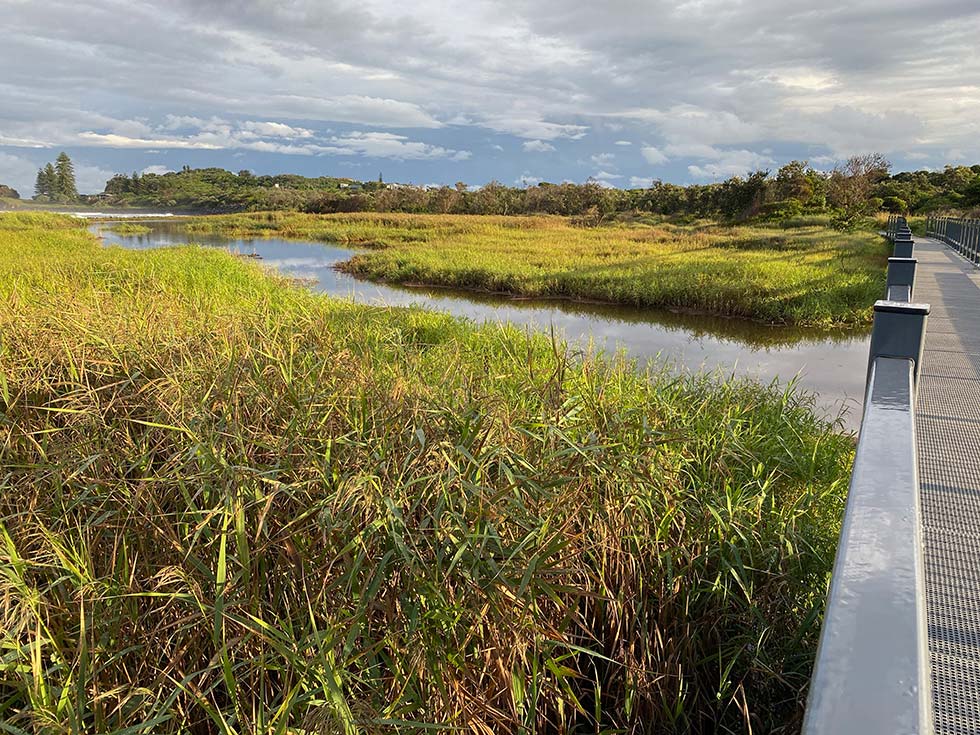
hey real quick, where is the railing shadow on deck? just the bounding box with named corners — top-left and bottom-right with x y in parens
top-left (802, 215), bottom-right (934, 734)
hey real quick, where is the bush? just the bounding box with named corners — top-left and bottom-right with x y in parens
top-left (759, 198), bottom-right (804, 221)
top-left (830, 208), bottom-right (861, 232)
top-left (882, 196), bottom-right (907, 213)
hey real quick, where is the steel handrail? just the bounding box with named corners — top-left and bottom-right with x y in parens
top-left (803, 215), bottom-right (933, 734)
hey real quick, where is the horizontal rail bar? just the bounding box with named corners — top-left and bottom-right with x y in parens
top-left (802, 356), bottom-right (932, 735)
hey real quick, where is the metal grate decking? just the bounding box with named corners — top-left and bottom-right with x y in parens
top-left (912, 236), bottom-right (980, 734)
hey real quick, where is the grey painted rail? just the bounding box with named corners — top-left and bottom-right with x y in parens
top-left (806, 215), bottom-right (980, 734)
top-left (804, 215), bottom-right (934, 734)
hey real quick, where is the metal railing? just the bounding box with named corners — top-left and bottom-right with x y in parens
top-left (926, 216), bottom-right (980, 266)
top-left (803, 215), bottom-right (933, 734)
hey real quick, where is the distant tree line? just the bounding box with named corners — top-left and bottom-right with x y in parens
top-left (94, 156), bottom-right (980, 225)
top-left (100, 167), bottom-right (385, 212)
top-left (33, 153), bottom-right (79, 203)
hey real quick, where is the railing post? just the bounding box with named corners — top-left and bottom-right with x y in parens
top-left (970, 220), bottom-right (976, 264)
top-left (867, 300), bottom-right (930, 386)
top-left (893, 232), bottom-right (914, 258)
top-left (886, 257), bottom-right (917, 302)
top-left (972, 220), bottom-right (979, 265)
top-left (974, 219), bottom-right (979, 265)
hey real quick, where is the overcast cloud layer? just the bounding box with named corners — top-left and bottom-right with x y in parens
top-left (2, 0), bottom-right (979, 194)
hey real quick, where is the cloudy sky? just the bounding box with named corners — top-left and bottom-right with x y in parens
top-left (2, 0), bottom-right (979, 195)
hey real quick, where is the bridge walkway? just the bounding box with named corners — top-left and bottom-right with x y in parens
top-left (912, 235), bottom-right (980, 734)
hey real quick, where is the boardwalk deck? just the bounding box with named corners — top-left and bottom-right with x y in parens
top-left (913, 236), bottom-right (980, 734)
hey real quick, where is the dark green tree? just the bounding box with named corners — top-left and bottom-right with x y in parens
top-left (55, 152), bottom-right (78, 201)
top-left (34, 164), bottom-right (58, 200)
top-left (34, 169), bottom-right (47, 199)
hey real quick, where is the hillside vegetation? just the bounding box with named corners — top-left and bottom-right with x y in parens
top-left (0, 212), bottom-right (851, 733)
top-left (186, 211), bottom-right (890, 326)
top-left (90, 159), bottom-right (980, 221)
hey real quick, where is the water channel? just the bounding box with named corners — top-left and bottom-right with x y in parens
top-left (93, 221), bottom-right (871, 430)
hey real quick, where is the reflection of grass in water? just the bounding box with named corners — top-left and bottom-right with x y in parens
top-left (186, 211), bottom-right (889, 327)
top-left (2, 212), bottom-right (852, 733)
top-left (379, 279), bottom-right (869, 349)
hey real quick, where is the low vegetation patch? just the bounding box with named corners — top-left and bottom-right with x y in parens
top-left (107, 221), bottom-right (152, 235)
top-left (0, 213), bottom-right (851, 733)
top-left (187, 211), bottom-right (888, 326)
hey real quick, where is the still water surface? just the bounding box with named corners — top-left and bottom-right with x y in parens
top-left (94, 222), bottom-right (870, 430)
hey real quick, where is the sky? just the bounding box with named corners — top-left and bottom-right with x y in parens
top-left (1, 0), bottom-right (980, 196)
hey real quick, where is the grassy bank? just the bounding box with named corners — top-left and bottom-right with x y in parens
top-left (186, 211), bottom-right (889, 327)
top-left (0, 213), bottom-right (851, 733)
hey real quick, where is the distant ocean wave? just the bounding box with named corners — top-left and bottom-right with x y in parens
top-left (69, 211), bottom-right (176, 218)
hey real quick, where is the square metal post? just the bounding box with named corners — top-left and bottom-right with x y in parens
top-left (867, 300), bottom-right (930, 387)
top-left (886, 257), bottom-right (917, 302)
top-left (893, 237), bottom-right (914, 258)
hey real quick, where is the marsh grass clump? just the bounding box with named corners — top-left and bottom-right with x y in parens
top-left (0, 213), bottom-right (851, 733)
top-left (186, 211), bottom-right (889, 327)
top-left (107, 222), bottom-right (152, 235)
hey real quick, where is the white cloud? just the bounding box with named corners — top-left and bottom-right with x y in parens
top-left (593, 170), bottom-right (621, 181)
top-left (614, 140), bottom-right (632, 146)
top-left (591, 152), bottom-right (615, 166)
top-left (75, 162), bottom-right (117, 194)
top-left (326, 131), bottom-right (469, 160)
top-left (687, 149), bottom-right (775, 180)
top-left (0, 152), bottom-right (40, 196)
top-left (655, 106), bottom-right (761, 146)
top-left (523, 140), bottom-right (556, 153)
top-left (62, 119), bottom-right (472, 161)
top-left (629, 176), bottom-right (653, 188)
top-left (77, 132), bottom-right (224, 150)
top-left (664, 142), bottom-right (724, 159)
top-left (141, 165), bottom-right (174, 175)
top-left (268, 95), bottom-right (443, 128)
top-left (486, 118), bottom-right (588, 141)
top-left (641, 146), bottom-right (669, 165)
top-left (239, 121), bottom-right (314, 139)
